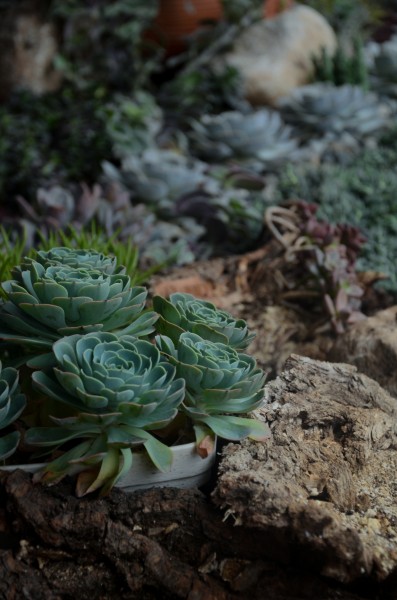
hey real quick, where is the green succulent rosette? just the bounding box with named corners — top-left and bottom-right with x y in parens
top-left (25, 332), bottom-right (185, 496)
top-left (0, 360), bottom-right (26, 460)
top-left (153, 292), bottom-right (255, 350)
top-left (156, 332), bottom-right (269, 446)
top-left (34, 247), bottom-right (125, 275)
top-left (0, 258), bottom-right (157, 354)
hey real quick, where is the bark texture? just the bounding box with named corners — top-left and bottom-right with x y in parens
top-left (330, 306), bottom-right (397, 398)
top-left (214, 355), bottom-right (397, 583)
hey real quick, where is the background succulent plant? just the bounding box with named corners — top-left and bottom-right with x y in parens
top-left (156, 332), bottom-right (269, 447)
top-left (0, 252), bottom-right (157, 354)
top-left (153, 292), bottom-right (255, 350)
top-left (103, 149), bottom-right (218, 219)
top-left (188, 109), bottom-right (298, 168)
top-left (34, 247), bottom-right (125, 275)
top-left (174, 186), bottom-right (268, 254)
top-left (276, 144), bottom-right (397, 294)
top-left (279, 83), bottom-right (391, 140)
top-left (0, 361), bottom-right (26, 460)
top-left (26, 332), bottom-right (185, 496)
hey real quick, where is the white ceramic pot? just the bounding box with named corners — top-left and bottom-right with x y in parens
top-left (0, 440), bottom-right (217, 492)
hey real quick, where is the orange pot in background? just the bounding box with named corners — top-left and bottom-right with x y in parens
top-left (150, 0), bottom-right (294, 55)
top-left (265, 0), bottom-right (294, 18)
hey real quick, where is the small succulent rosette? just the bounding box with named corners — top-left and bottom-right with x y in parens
top-left (34, 247), bottom-right (125, 274)
top-left (0, 248), bottom-right (157, 357)
top-left (153, 292), bottom-right (255, 350)
top-left (156, 332), bottom-right (270, 453)
top-left (0, 361), bottom-right (26, 460)
top-left (25, 332), bottom-right (185, 496)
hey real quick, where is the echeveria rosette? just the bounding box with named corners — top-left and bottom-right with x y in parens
top-left (156, 332), bottom-right (269, 449)
top-left (34, 247), bottom-right (125, 275)
top-left (0, 361), bottom-right (26, 460)
top-left (153, 292), bottom-right (255, 350)
top-left (0, 258), bottom-right (157, 354)
top-left (25, 332), bottom-right (185, 496)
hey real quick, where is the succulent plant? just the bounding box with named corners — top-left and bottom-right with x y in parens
top-left (188, 109), bottom-right (298, 166)
top-left (103, 92), bottom-right (163, 159)
top-left (25, 332), bottom-right (185, 496)
top-left (156, 332), bottom-right (269, 446)
top-left (175, 186), bottom-right (267, 253)
top-left (0, 253), bottom-right (157, 353)
top-left (34, 247), bottom-right (125, 275)
top-left (103, 150), bottom-right (218, 218)
top-left (0, 361), bottom-right (26, 460)
top-left (279, 84), bottom-right (391, 140)
top-left (153, 292), bottom-right (255, 350)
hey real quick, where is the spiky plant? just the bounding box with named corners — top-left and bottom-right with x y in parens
top-left (371, 35), bottom-right (397, 99)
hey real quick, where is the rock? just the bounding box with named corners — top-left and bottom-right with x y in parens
top-left (329, 306), bottom-right (397, 399)
top-left (213, 354), bottom-right (397, 583)
top-left (0, 2), bottom-right (62, 99)
top-left (216, 4), bottom-right (337, 106)
top-left (13, 13), bottom-right (62, 95)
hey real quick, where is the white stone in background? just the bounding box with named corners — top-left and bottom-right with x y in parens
top-left (216, 4), bottom-right (337, 106)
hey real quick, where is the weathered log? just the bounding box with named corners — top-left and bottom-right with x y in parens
top-left (1, 355), bottom-right (397, 598)
top-left (329, 306), bottom-right (397, 398)
top-left (213, 354), bottom-right (397, 584)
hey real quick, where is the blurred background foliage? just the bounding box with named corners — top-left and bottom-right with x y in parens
top-left (1, 0), bottom-right (397, 299)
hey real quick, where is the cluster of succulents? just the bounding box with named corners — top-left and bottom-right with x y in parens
top-left (0, 247), bottom-right (269, 496)
top-left (103, 149), bottom-right (270, 254)
top-left (266, 201), bottom-right (367, 333)
top-left (277, 145), bottom-right (397, 294)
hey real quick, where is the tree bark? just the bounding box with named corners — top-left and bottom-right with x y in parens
top-left (1, 355), bottom-right (397, 598)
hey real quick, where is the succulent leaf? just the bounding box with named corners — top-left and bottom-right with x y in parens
top-left (0, 361), bottom-right (26, 460)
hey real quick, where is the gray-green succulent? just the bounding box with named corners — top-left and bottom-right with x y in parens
top-left (153, 292), bottom-right (255, 350)
top-left (156, 332), bottom-right (269, 445)
top-left (0, 361), bottom-right (26, 460)
top-left (26, 332), bottom-right (186, 496)
top-left (279, 83), bottom-right (390, 139)
top-left (103, 149), bottom-right (218, 218)
top-left (0, 253), bottom-right (157, 353)
top-left (188, 109), bottom-right (298, 166)
top-left (34, 247), bottom-right (125, 275)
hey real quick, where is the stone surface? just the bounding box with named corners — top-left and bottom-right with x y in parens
top-left (216, 4), bottom-right (337, 106)
top-left (329, 306), bottom-right (397, 399)
top-left (0, 1), bottom-right (62, 99)
top-left (213, 354), bottom-right (397, 583)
